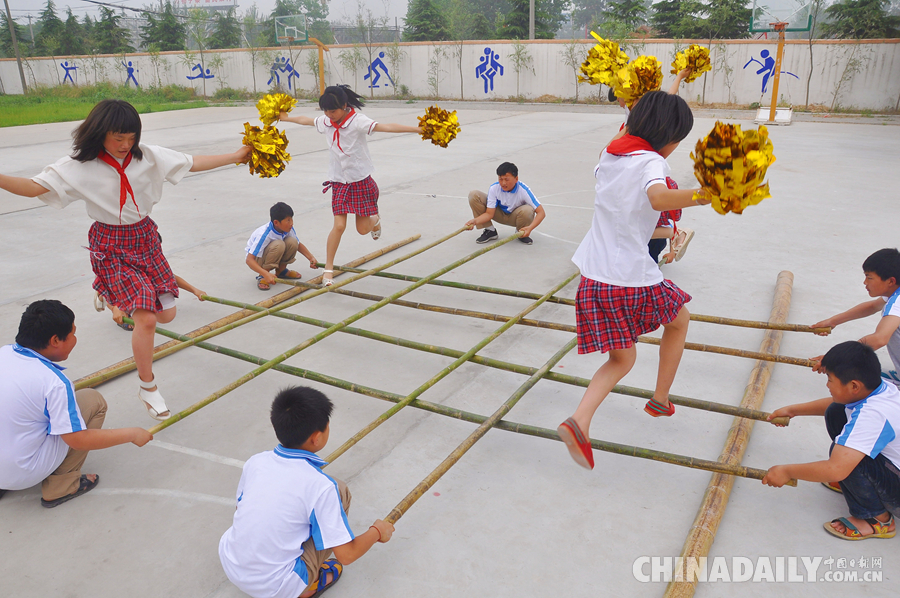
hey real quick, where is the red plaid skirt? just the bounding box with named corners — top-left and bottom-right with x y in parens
top-left (575, 276), bottom-right (691, 354)
top-left (325, 175), bottom-right (379, 216)
top-left (88, 217), bottom-right (178, 314)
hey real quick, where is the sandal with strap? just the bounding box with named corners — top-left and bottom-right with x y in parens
top-left (824, 515), bottom-right (896, 540)
top-left (645, 398), bottom-right (676, 417)
top-left (557, 417), bottom-right (594, 470)
top-left (309, 559), bottom-right (343, 597)
top-left (822, 481), bottom-right (843, 494)
top-left (322, 270), bottom-right (334, 287)
top-left (139, 377), bottom-right (171, 421)
top-left (370, 214), bottom-right (382, 240)
top-left (277, 269), bottom-right (302, 280)
top-left (672, 228), bottom-right (695, 262)
top-left (41, 474), bottom-right (99, 508)
top-left (256, 275), bottom-right (270, 291)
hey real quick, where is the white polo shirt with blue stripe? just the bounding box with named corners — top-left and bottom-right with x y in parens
top-left (219, 445), bottom-right (354, 598)
top-left (245, 223), bottom-right (299, 258)
top-left (0, 343), bottom-right (85, 490)
top-left (836, 380), bottom-right (900, 469)
top-left (486, 181), bottom-right (541, 215)
top-left (881, 288), bottom-right (900, 380)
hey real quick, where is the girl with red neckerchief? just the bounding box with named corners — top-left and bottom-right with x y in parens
top-left (0, 100), bottom-right (250, 422)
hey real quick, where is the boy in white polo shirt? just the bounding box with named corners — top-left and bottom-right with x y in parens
top-left (0, 300), bottom-right (152, 507)
top-left (219, 386), bottom-right (394, 598)
top-left (246, 202), bottom-right (318, 291)
top-left (763, 341), bottom-right (900, 540)
top-left (466, 162), bottom-right (546, 245)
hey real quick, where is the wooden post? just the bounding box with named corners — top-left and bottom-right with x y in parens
top-left (767, 23), bottom-right (787, 124)
top-left (664, 271), bottom-right (794, 597)
top-left (309, 37), bottom-right (329, 95)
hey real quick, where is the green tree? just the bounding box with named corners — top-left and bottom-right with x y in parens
top-left (404, 0), bottom-right (450, 41)
top-left (498, 0), bottom-right (555, 39)
top-left (141, 2), bottom-right (186, 52)
top-left (60, 8), bottom-right (86, 56)
top-left (0, 12), bottom-right (29, 58)
top-left (210, 8), bottom-right (242, 48)
top-left (821, 0), bottom-right (900, 38)
top-left (469, 13), bottom-right (495, 39)
top-left (602, 0), bottom-right (648, 33)
top-left (36, 0), bottom-right (65, 56)
top-left (651, 0), bottom-right (705, 37)
top-left (571, 0), bottom-right (608, 30)
top-left (464, 0), bottom-right (511, 28)
top-left (81, 15), bottom-right (96, 50)
top-left (696, 0), bottom-right (751, 39)
top-left (95, 7), bottom-right (135, 54)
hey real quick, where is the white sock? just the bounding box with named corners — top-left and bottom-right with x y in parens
top-left (485, 226), bottom-right (496, 232)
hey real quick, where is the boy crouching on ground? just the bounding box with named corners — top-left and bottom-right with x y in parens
top-left (219, 386), bottom-right (393, 597)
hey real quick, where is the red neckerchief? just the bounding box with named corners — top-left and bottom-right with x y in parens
top-left (606, 134), bottom-right (658, 156)
top-left (98, 149), bottom-right (138, 224)
top-left (329, 108), bottom-right (356, 154)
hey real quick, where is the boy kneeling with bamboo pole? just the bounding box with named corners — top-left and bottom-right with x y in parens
top-left (219, 386), bottom-right (394, 597)
top-left (763, 341), bottom-right (899, 541)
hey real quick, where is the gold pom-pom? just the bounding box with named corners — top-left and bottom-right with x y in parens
top-left (578, 31), bottom-right (630, 86)
top-left (691, 122), bottom-right (776, 215)
top-left (256, 93), bottom-right (297, 126)
top-left (671, 44), bottom-right (712, 84)
top-left (612, 55), bottom-right (663, 108)
top-left (241, 122), bottom-right (292, 178)
top-left (417, 105), bottom-right (460, 148)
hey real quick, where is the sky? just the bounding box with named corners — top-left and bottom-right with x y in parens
top-left (6, 0), bottom-right (411, 26)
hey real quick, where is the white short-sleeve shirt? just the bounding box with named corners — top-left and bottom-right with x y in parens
top-left (31, 143), bottom-right (193, 225)
top-left (881, 289), bottom-right (900, 375)
top-left (0, 344), bottom-right (86, 490)
top-left (836, 381), bottom-right (900, 469)
top-left (314, 111), bottom-right (378, 184)
top-left (219, 446), bottom-right (354, 598)
top-left (571, 149), bottom-right (669, 287)
top-left (245, 223), bottom-right (299, 257)
top-left (486, 181), bottom-right (541, 214)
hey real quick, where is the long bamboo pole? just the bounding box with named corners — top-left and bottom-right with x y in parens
top-left (323, 271), bottom-right (579, 463)
top-left (385, 336), bottom-right (578, 524)
top-left (72, 235), bottom-right (420, 390)
top-left (304, 286), bottom-right (816, 368)
top-left (76, 229), bottom-right (465, 391)
top-left (143, 323), bottom-right (790, 485)
top-left (324, 264), bottom-right (830, 334)
top-left (201, 294), bottom-right (790, 425)
top-left (664, 271), bottom-right (795, 598)
top-left (146, 231), bottom-right (525, 435)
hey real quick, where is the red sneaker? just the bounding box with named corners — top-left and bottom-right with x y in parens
top-left (557, 418), bottom-right (594, 470)
top-left (644, 398), bottom-right (676, 417)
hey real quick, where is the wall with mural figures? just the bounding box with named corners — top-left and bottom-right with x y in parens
top-left (1, 39), bottom-right (898, 111)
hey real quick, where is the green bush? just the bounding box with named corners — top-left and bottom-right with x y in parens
top-left (212, 87), bottom-right (253, 101)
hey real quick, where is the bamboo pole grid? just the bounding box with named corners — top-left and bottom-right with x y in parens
top-left (79, 231), bottom-right (808, 586)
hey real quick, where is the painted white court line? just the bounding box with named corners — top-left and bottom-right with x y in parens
top-left (149, 440), bottom-right (246, 469)
top-left (535, 231), bottom-right (580, 245)
top-left (94, 488), bottom-right (235, 506)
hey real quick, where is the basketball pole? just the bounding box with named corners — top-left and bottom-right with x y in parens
top-left (309, 37), bottom-right (329, 96)
top-left (767, 22), bottom-right (787, 124)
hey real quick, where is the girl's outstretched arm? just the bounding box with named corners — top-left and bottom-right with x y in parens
top-left (279, 112), bottom-right (316, 126)
top-left (647, 183), bottom-right (710, 211)
top-left (0, 173), bottom-right (49, 197)
top-left (373, 123), bottom-right (422, 134)
top-left (190, 147), bottom-right (251, 172)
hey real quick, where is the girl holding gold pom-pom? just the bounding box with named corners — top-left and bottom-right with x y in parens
top-left (278, 85), bottom-right (422, 286)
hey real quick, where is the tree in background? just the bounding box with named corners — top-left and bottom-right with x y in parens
top-left (141, 1), bottom-right (186, 52)
top-left (36, 0), bottom-right (65, 57)
top-left (601, 0), bottom-right (649, 34)
top-left (61, 8), bottom-right (86, 56)
top-left (696, 0), bottom-right (751, 39)
top-left (0, 12), bottom-right (30, 58)
top-left (821, 0), bottom-right (900, 38)
top-left (469, 13), bottom-right (494, 39)
top-left (186, 9), bottom-right (213, 95)
top-left (651, 0), bottom-right (705, 38)
top-left (81, 15), bottom-right (96, 50)
top-left (463, 0), bottom-right (511, 31)
top-left (498, 0), bottom-right (555, 39)
top-left (94, 7), bottom-right (134, 54)
top-left (571, 0), bottom-right (608, 33)
top-left (210, 8), bottom-right (242, 48)
top-left (404, 0), bottom-right (450, 41)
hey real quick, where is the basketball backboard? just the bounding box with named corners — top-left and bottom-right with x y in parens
top-left (275, 15), bottom-right (309, 44)
top-left (750, 0), bottom-right (812, 32)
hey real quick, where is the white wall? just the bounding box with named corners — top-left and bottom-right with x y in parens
top-left (2, 39), bottom-right (898, 111)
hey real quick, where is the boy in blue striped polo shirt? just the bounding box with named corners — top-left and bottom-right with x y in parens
top-left (245, 202), bottom-right (318, 291)
top-left (763, 341), bottom-right (900, 540)
top-left (466, 162), bottom-right (546, 245)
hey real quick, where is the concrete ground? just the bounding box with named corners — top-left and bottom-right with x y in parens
top-left (0, 101), bottom-right (898, 598)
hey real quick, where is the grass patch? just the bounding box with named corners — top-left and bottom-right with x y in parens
top-left (0, 83), bottom-right (211, 127)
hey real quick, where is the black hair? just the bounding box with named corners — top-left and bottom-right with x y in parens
top-left (607, 87), bottom-right (617, 102)
top-left (496, 162), bottom-right (518, 177)
top-left (821, 341), bottom-right (882, 391)
top-left (319, 85), bottom-right (366, 111)
top-left (270, 201), bottom-right (294, 222)
top-left (270, 386), bottom-right (333, 448)
top-left (15, 300), bottom-right (75, 350)
top-left (862, 248), bottom-right (900, 285)
top-left (72, 100), bottom-right (143, 162)
top-left (625, 90), bottom-right (694, 152)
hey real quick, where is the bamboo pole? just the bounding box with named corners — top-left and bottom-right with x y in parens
top-left (289, 286), bottom-right (816, 368)
top-left (146, 231), bottom-right (525, 435)
top-left (76, 229), bottom-right (465, 391)
top-left (664, 271), bottom-right (796, 598)
top-left (326, 264), bottom-right (830, 334)
top-left (323, 271), bottom-right (579, 463)
top-left (385, 336), bottom-right (579, 525)
top-left (143, 323), bottom-right (789, 485)
top-left (72, 235), bottom-right (420, 390)
top-left (201, 294), bottom-right (790, 426)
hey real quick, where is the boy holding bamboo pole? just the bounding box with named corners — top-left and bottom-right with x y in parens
top-left (219, 386), bottom-right (393, 598)
top-left (763, 341), bottom-right (899, 540)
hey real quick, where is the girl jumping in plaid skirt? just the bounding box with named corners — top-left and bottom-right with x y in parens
top-left (557, 91), bottom-right (712, 470)
top-left (0, 100), bottom-right (250, 421)
top-left (278, 85), bottom-right (422, 286)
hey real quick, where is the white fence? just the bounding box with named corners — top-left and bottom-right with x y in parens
top-left (2, 38), bottom-right (898, 111)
